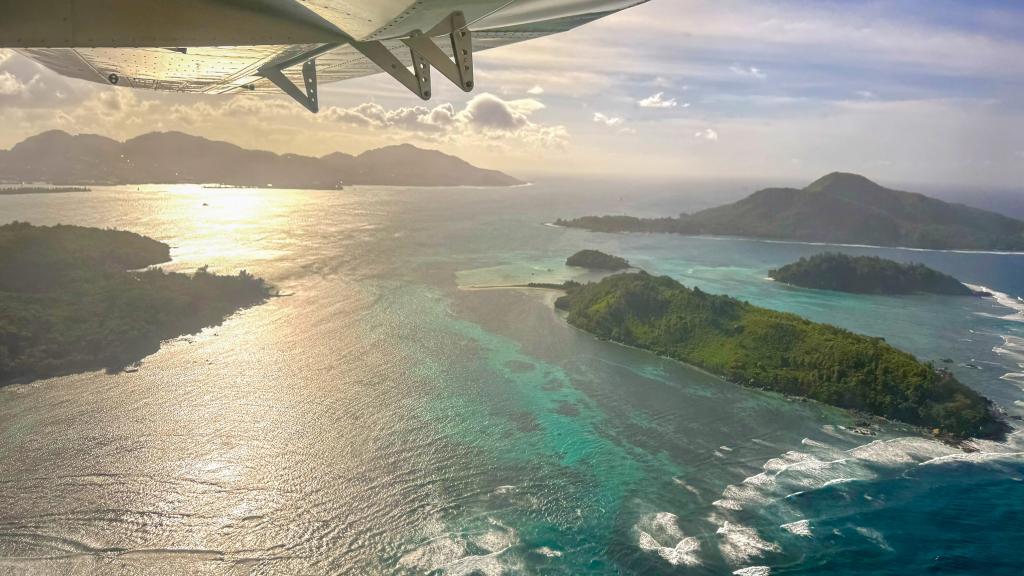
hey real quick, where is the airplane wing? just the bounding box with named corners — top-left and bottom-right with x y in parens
top-left (5, 0), bottom-right (649, 112)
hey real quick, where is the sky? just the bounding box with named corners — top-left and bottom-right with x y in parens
top-left (1, 0), bottom-right (1022, 188)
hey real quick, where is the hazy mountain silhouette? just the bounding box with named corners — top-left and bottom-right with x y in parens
top-left (0, 130), bottom-right (523, 188)
top-left (558, 172), bottom-right (1024, 250)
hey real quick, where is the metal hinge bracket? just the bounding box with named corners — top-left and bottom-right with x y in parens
top-left (261, 59), bottom-right (319, 113)
top-left (350, 39), bottom-right (432, 100)
top-left (258, 42), bottom-right (346, 113)
top-left (403, 11), bottom-right (474, 92)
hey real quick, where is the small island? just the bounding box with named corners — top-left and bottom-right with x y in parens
top-left (769, 253), bottom-right (983, 296)
top-left (566, 249), bottom-right (631, 270)
top-left (0, 222), bottom-right (272, 385)
top-left (554, 271), bottom-right (1005, 440)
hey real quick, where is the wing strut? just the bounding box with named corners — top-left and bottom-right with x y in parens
top-left (350, 40), bottom-right (432, 100)
top-left (262, 59), bottom-right (319, 113)
top-left (258, 11), bottom-right (474, 111)
top-left (403, 12), bottom-right (474, 92)
top-left (258, 43), bottom-right (343, 113)
top-left (353, 11), bottom-right (474, 100)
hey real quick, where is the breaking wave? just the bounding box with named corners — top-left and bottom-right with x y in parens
top-left (398, 519), bottom-right (520, 575)
top-left (634, 512), bottom-right (702, 567)
top-left (639, 427), bottom-right (1024, 572)
top-left (967, 284), bottom-right (1024, 323)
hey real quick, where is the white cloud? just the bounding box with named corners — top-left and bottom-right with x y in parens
top-left (637, 92), bottom-right (680, 109)
top-left (0, 49), bottom-right (12, 66)
top-left (593, 112), bottom-right (624, 127)
top-left (730, 65), bottom-right (767, 80)
top-left (321, 93), bottom-right (566, 148)
top-left (0, 71), bottom-right (25, 96)
top-left (0, 71), bottom-right (53, 105)
top-left (856, 90), bottom-right (877, 99)
top-left (527, 85), bottom-right (545, 95)
top-left (694, 128), bottom-right (719, 141)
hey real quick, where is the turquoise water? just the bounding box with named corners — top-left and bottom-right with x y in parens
top-left (0, 183), bottom-right (1021, 574)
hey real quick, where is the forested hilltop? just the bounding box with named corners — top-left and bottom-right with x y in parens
top-left (0, 222), bottom-right (271, 384)
top-left (555, 271), bottom-right (1006, 440)
top-left (770, 253), bottom-right (980, 295)
top-left (556, 173), bottom-right (1024, 251)
top-left (566, 249), bottom-right (630, 270)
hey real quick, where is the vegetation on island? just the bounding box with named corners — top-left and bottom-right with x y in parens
top-left (0, 222), bottom-right (272, 384)
top-left (769, 253), bottom-right (980, 295)
top-left (556, 172), bottom-right (1024, 251)
top-left (554, 271), bottom-right (1006, 440)
top-left (566, 249), bottom-right (631, 270)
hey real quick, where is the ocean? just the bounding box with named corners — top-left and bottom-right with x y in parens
top-left (0, 182), bottom-right (1022, 575)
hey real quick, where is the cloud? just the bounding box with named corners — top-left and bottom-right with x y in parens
top-left (321, 93), bottom-right (567, 148)
top-left (1, 2), bottom-right (1021, 187)
top-left (730, 65), bottom-right (767, 80)
top-left (475, 67), bottom-right (613, 98)
top-left (593, 112), bottom-right (624, 127)
top-left (0, 50), bottom-right (81, 107)
top-left (601, 1), bottom-right (1024, 79)
top-left (652, 76), bottom-right (674, 88)
top-left (694, 128), bottom-right (719, 141)
top-left (638, 92), bottom-right (681, 109)
top-left (0, 71), bottom-right (25, 96)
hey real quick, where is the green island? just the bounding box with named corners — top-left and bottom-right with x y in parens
top-left (770, 253), bottom-right (985, 296)
top-left (566, 249), bottom-right (631, 270)
top-left (0, 186), bottom-right (90, 195)
top-left (0, 222), bottom-right (271, 385)
top-left (555, 172), bottom-right (1024, 251)
top-left (553, 270), bottom-right (1006, 440)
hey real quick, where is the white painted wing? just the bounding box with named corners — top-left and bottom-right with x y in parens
top-left (14, 1), bottom-right (645, 96)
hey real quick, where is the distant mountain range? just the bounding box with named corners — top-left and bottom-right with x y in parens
top-left (0, 130), bottom-right (523, 188)
top-left (557, 172), bottom-right (1024, 251)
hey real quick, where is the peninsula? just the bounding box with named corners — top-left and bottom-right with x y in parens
top-left (556, 173), bottom-right (1024, 251)
top-left (554, 270), bottom-right (1005, 440)
top-left (0, 186), bottom-right (90, 195)
top-left (769, 253), bottom-right (983, 295)
top-left (0, 222), bottom-right (272, 385)
top-left (566, 249), bottom-right (631, 270)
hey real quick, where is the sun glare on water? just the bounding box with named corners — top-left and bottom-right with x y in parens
top-left (131, 184), bottom-right (308, 273)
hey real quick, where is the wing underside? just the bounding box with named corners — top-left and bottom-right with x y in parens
top-left (14, 2), bottom-right (639, 100)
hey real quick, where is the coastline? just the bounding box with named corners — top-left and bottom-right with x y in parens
top-left (547, 222), bottom-right (1024, 256)
top-left (0, 180), bottom-right (530, 192)
top-left (459, 283), bottom-right (566, 291)
top-left (461, 277), bottom-right (1003, 444)
top-left (565, 306), bottom-right (1011, 446)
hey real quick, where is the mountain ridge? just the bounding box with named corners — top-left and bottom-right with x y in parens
top-left (0, 130), bottom-right (523, 188)
top-left (557, 173), bottom-right (1024, 251)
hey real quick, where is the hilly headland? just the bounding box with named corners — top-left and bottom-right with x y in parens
top-left (0, 222), bottom-right (272, 385)
top-left (556, 173), bottom-right (1024, 251)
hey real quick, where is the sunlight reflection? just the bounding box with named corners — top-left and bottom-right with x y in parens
top-left (129, 184), bottom-right (309, 274)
